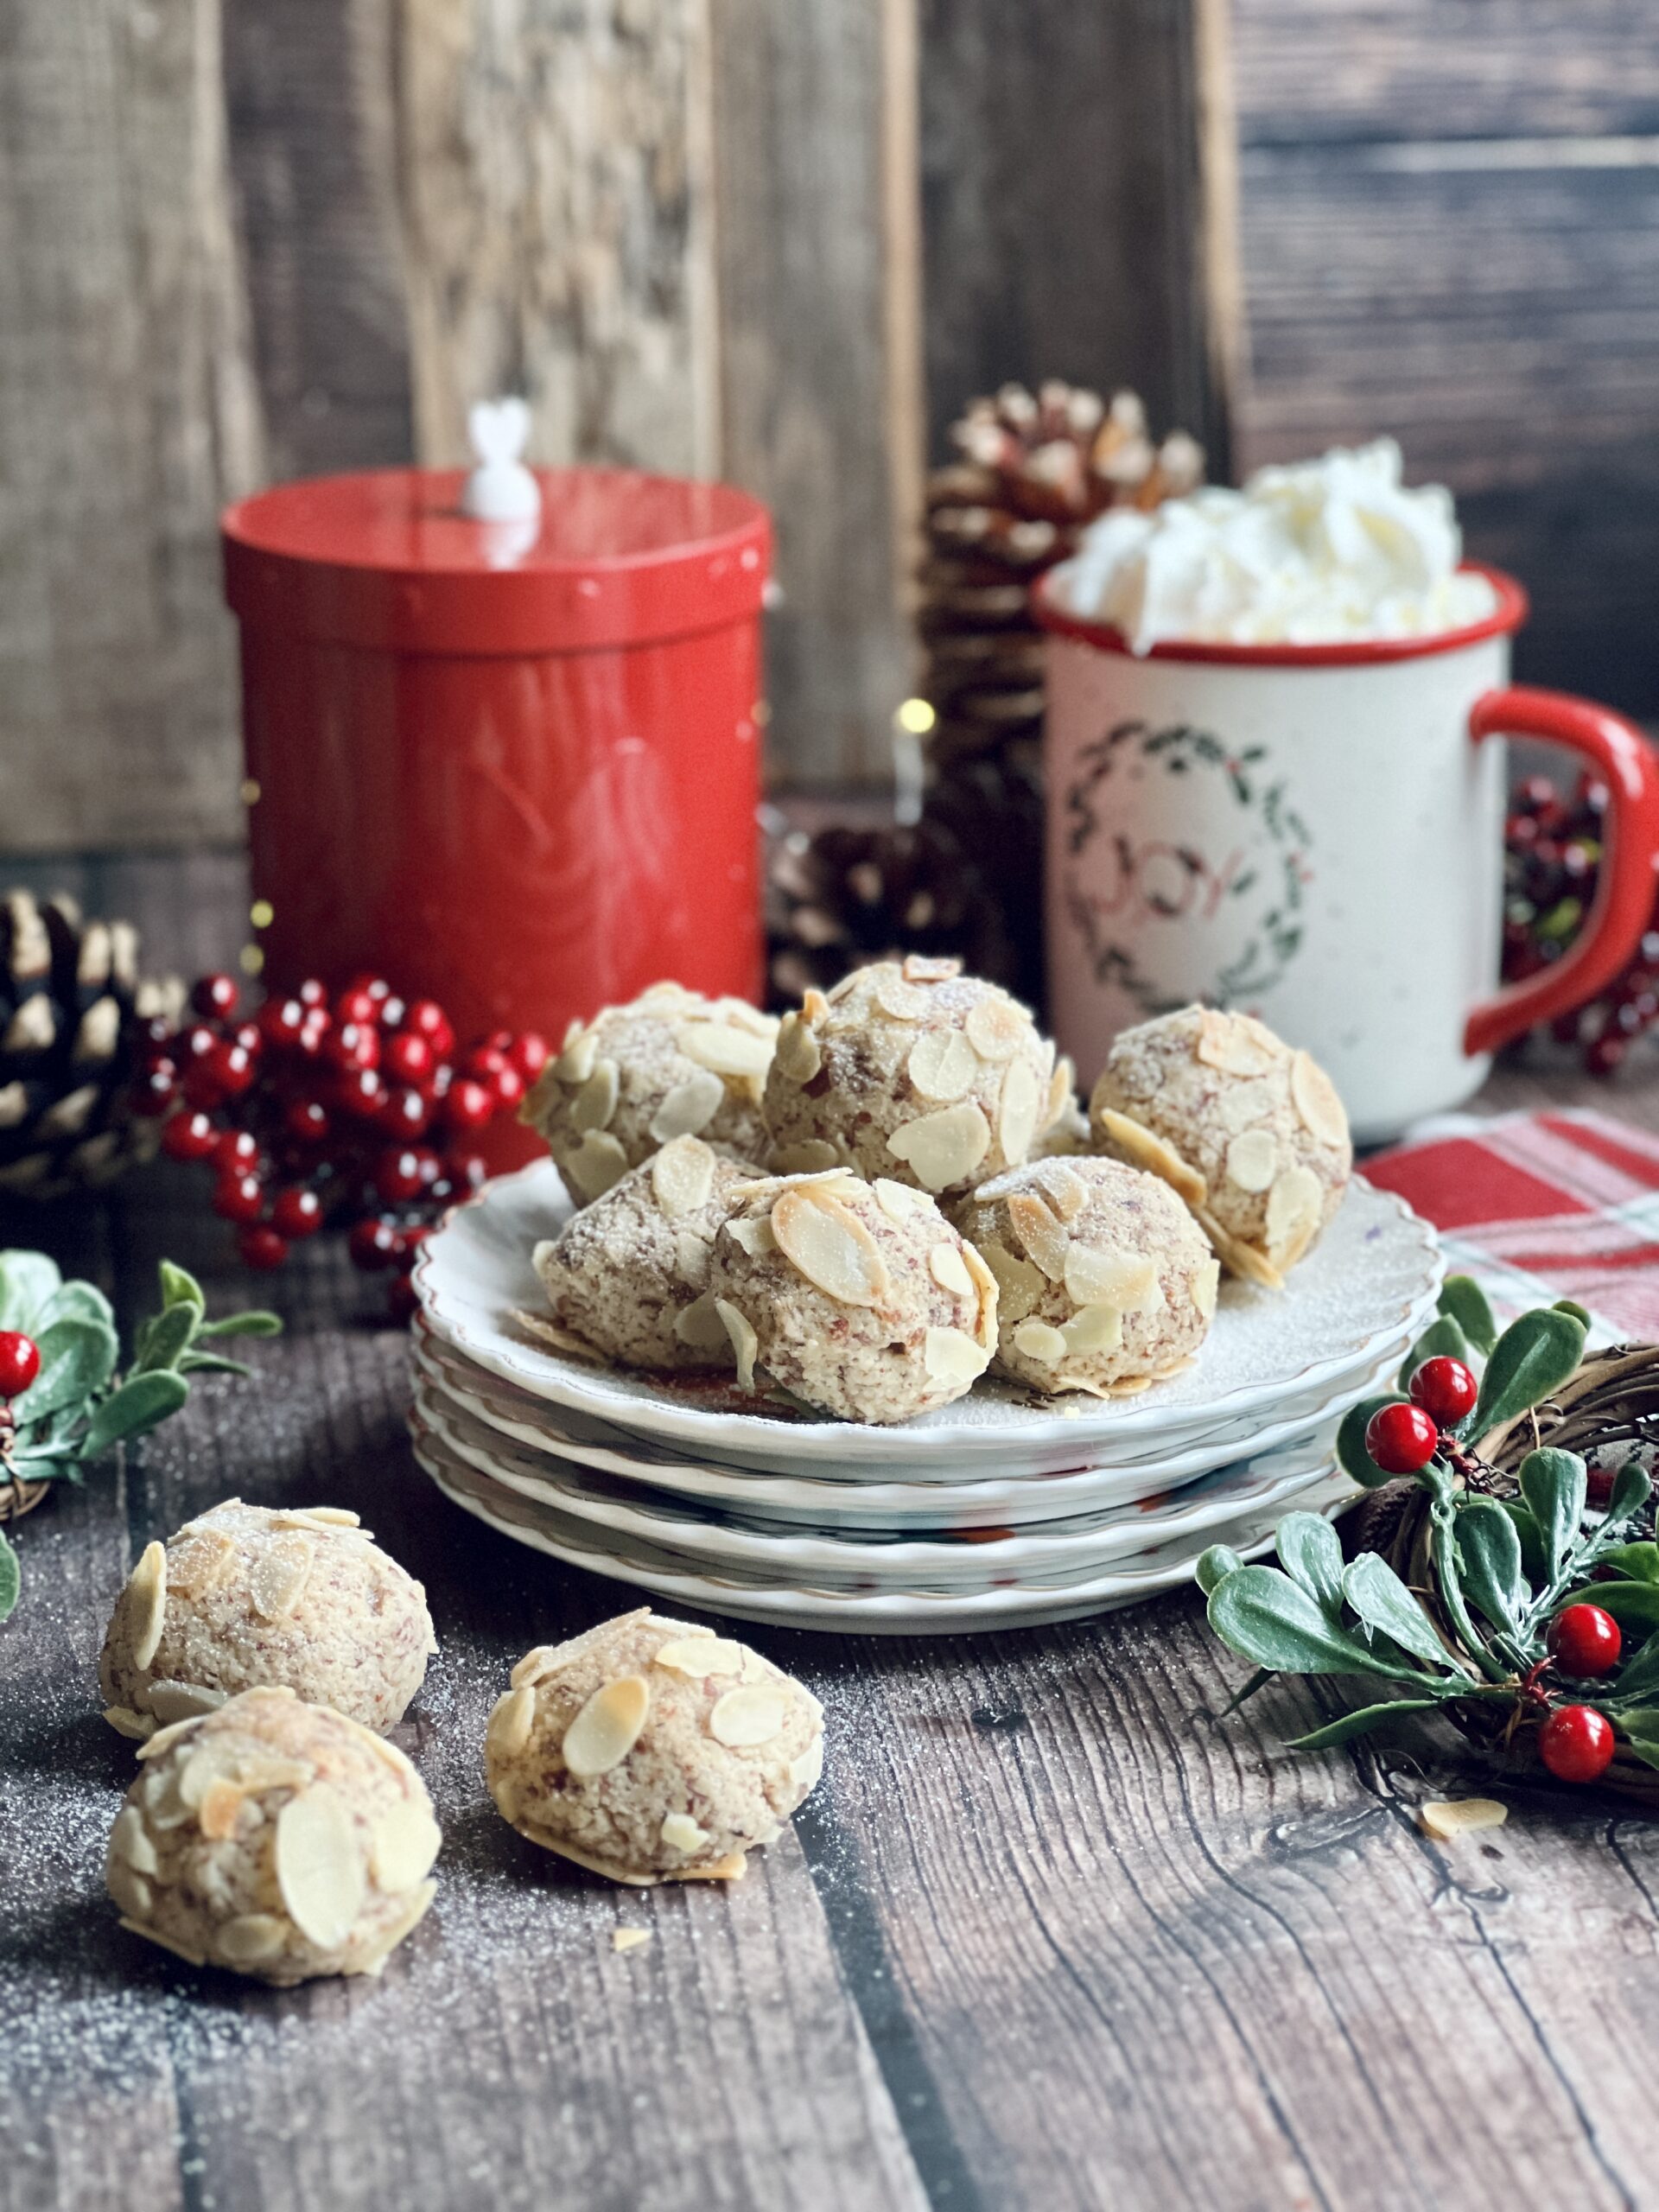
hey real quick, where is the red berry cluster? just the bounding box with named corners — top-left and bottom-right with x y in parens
top-left (1502, 772), bottom-right (1659, 1076)
top-left (1363, 1355), bottom-right (1478, 1475)
top-left (129, 972), bottom-right (547, 1317)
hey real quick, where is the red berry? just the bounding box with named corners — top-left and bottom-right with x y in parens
top-left (510, 1030), bottom-right (550, 1082)
top-left (378, 995), bottom-right (407, 1033)
top-left (375, 1147), bottom-right (426, 1205)
top-left (179, 1022), bottom-right (220, 1065)
top-left (445, 1151), bottom-right (488, 1192)
top-left (384, 1030), bottom-right (435, 1089)
top-left (443, 1077), bottom-right (495, 1134)
top-left (237, 1224), bottom-right (289, 1272)
top-left (490, 1062), bottom-right (525, 1110)
top-left (385, 1272), bottom-right (419, 1325)
top-left (212, 1169), bottom-right (266, 1224)
top-left (404, 1000), bottom-right (456, 1061)
top-left (379, 1085), bottom-right (432, 1139)
top-left (212, 1128), bottom-right (261, 1174)
top-left (466, 1045), bottom-right (510, 1084)
top-left (1408, 1357), bottom-right (1478, 1426)
top-left (335, 1066), bottom-right (387, 1122)
top-left (284, 1097), bottom-right (331, 1146)
top-left (208, 1041), bottom-right (257, 1097)
top-left (1548, 1603), bottom-right (1623, 1678)
top-left (162, 1109), bottom-right (219, 1163)
top-left (269, 1185), bottom-right (323, 1240)
top-left (324, 1020), bottom-right (380, 1075)
top-left (335, 982), bottom-right (381, 1029)
top-left (1364, 1401), bottom-right (1440, 1475)
top-left (130, 1065), bottom-right (178, 1116)
top-left (349, 1217), bottom-right (404, 1273)
top-left (297, 978), bottom-right (329, 1008)
top-left (1537, 1705), bottom-right (1616, 1784)
top-left (181, 1060), bottom-right (227, 1112)
top-left (258, 995), bottom-right (308, 1052)
top-left (0, 1331), bottom-right (41, 1400)
top-left (191, 972), bottom-right (239, 1021)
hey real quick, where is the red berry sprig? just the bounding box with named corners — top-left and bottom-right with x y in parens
top-left (129, 972), bottom-right (544, 1319)
top-left (1364, 1400), bottom-right (1441, 1476)
top-left (1537, 1703), bottom-right (1617, 1784)
top-left (1547, 1602), bottom-right (1622, 1679)
top-left (0, 1329), bottom-right (41, 1477)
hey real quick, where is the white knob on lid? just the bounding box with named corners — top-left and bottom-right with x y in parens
top-left (461, 397), bottom-right (542, 524)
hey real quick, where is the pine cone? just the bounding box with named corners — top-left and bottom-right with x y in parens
top-left (765, 818), bottom-right (1015, 1007)
top-left (0, 890), bottom-right (181, 1198)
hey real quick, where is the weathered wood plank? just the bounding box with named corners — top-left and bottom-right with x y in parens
top-left (0, 0), bottom-right (264, 854)
top-left (1234, 0), bottom-right (1659, 145)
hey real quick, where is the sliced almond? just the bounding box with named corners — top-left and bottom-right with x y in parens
top-left (512, 1309), bottom-right (607, 1362)
top-left (964, 996), bottom-right (1027, 1061)
top-left (652, 1134), bottom-right (715, 1218)
top-left (569, 1058), bottom-right (620, 1133)
top-left (661, 1811), bottom-right (710, 1851)
top-left (247, 1535), bottom-right (313, 1623)
top-left (715, 997), bottom-right (778, 1039)
top-left (709, 1686), bottom-right (787, 1749)
top-left (370, 1801), bottom-right (442, 1893)
top-left (511, 1645), bottom-right (557, 1688)
top-left (1196, 1007), bottom-right (1282, 1078)
top-left (488, 1684), bottom-right (537, 1757)
top-left (923, 1326), bottom-right (991, 1388)
top-left (677, 1020), bottom-right (773, 1080)
top-left (275, 1787), bottom-right (365, 1952)
top-left (1091, 1107), bottom-right (1207, 1208)
top-left (107, 1859), bottom-right (154, 1922)
top-left (873, 974), bottom-right (931, 1021)
top-left (997, 1058), bottom-right (1041, 1162)
top-left (129, 1541), bottom-right (167, 1674)
top-left (959, 1240), bottom-right (1000, 1342)
top-left (1061, 1304), bottom-right (1122, 1356)
top-left (137, 1716), bottom-right (201, 1764)
top-left (1225, 1128), bottom-right (1279, 1194)
top-left (1213, 1077), bottom-right (1277, 1135)
top-left (874, 1177), bottom-right (929, 1222)
top-left (887, 1102), bottom-right (991, 1192)
top-left (1192, 1256), bottom-right (1221, 1319)
top-left (218, 1913), bottom-right (289, 1965)
top-left (772, 1186), bottom-right (892, 1306)
top-left (715, 1299), bottom-right (760, 1389)
top-left (726, 1212), bottom-right (779, 1260)
top-left (907, 1027), bottom-right (979, 1103)
top-left (104, 1706), bottom-right (154, 1741)
top-left (612, 1927), bottom-right (652, 1954)
top-left (1037, 1162), bottom-right (1088, 1220)
top-left (675, 1292), bottom-right (733, 1352)
top-left (295, 1505), bottom-right (359, 1527)
top-left (1196, 1206), bottom-right (1285, 1289)
top-left (1419, 1797), bottom-right (1509, 1842)
top-left (563, 1675), bottom-right (651, 1778)
top-left (1012, 1318), bottom-right (1067, 1366)
top-left (654, 1636), bottom-right (743, 1679)
top-left (1064, 1243), bottom-right (1160, 1313)
top-left (801, 988), bottom-right (830, 1022)
top-left (976, 1239), bottom-right (1045, 1322)
top-left (111, 1805), bottom-right (159, 1877)
top-left (1291, 1050), bottom-right (1350, 1149)
top-left (929, 1242), bottom-right (975, 1299)
top-left (1007, 1191), bottom-right (1069, 1282)
top-left (902, 955), bottom-right (961, 982)
top-left (772, 1012), bottom-right (823, 1084)
top-left (649, 1069), bottom-right (725, 1143)
top-left (563, 1129), bottom-right (629, 1200)
top-left (673, 1229), bottom-right (710, 1286)
top-left (178, 1741), bottom-right (235, 1811)
top-left (1044, 1057), bottom-right (1077, 1129)
top-left (789, 1738), bottom-right (825, 1795)
top-left (199, 1778), bottom-right (245, 1842)
top-left (1265, 1165), bottom-right (1325, 1266)
top-left (556, 1027), bottom-right (599, 1085)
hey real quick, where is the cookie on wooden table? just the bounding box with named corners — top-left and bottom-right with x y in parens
top-left (1089, 1005), bottom-right (1351, 1287)
top-left (486, 1610), bottom-right (823, 1886)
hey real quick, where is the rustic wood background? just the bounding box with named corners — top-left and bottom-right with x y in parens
top-left (2, 0), bottom-right (1655, 852)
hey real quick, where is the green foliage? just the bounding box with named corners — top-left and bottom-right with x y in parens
top-left (1471, 1308), bottom-right (1587, 1440)
top-left (1336, 1393), bottom-right (1410, 1488)
top-left (1437, 1275), bottom-right (1498, 1358)
top-left (1517, 1448), bottom-right (1588, 1582)
top-left (1396, 1313), bottom-right (1471, 1394)
top-left (0, 1529), bottom-right (17, 1622)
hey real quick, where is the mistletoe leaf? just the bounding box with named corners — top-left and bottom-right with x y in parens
top-left (1208, 1567), bottom-right (1418, 1680)
top-left (1598, 1542), bottom-right (1659, 1586)
top-left (12, 1317), bottom-right (119, 1424)
top-left (1274, 1511), bottom-right (1346, 1617)
top-left (1608, 1462), bottom-right (1652, 1525)
top-left (1396, 1313), bottom-right (1471, 1395)
top-left (0, 1529), bottom-right (17, 1621)
top-left (1455, 1498), bottom-right (1529, 1639)
top-left (1552, 1300), bottom-right (1592, 1329)
top-left (178, 1351), bottom-right (253, 1377)
top-left (1195, 1545), bottom-right (1244, 1598)
top-left (1438, 1274), bottom-right (1498, 1358)
top-left (1341, 1553), bottom-right (1461, 1674)
top-left (1517, 1447), bottom-right (1587, 1582)
top-left (80, 1371), bottom-right (189, 1460)
top-left (195, 1310), bottom-right (283, 1340)
top-left (35, 1281), bottom-right (115, 1335)
top-left (1501, 1499), bottom-right (1549, 1585)
top-left (1608, 1633), bottom-right (1659, 1703)
top-left (1473, 1309), bottom-right (1587, 1440)
top-left (0, 1252), bottom-right (62, 1334)
top-left (158, 1261), bottom-right (205, 1312)
top-left (1287, 1696), bottom-right (1447, 1751)
top-left (1565, 1581), bottom-right (1659, 1633)
top-left (1621, 1737), bottom-right (1659, 1774)
top-left (1336, 1394), bottom-right (1410, 1488)
top-left (133, 1300), bottom-right (201, 1375)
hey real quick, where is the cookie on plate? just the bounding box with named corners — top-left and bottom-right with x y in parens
top-left (704, 1166), bottom-right (998, 1424)
top-left (519, 983), bottom-right (778, 1203)
top-left (955, 1155), bottom-right (1218, 1398)
top-left (1088, 1005), bottom-right (1351, 1287)
top-left (486, 1610), bottom-right (823, 1885)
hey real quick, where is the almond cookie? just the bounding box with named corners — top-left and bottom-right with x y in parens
top-left (99, 1502), bottom-right (436, 1743)
top-left (486, 1609), bottom-right (823, 1885)
top-left (530, 1137), bottom-right (753, 1370)
top-left (106, 1687), bottom-right (440, 1984)
top-left (519, 982), bottom-right (778, 1205)
top-left (956, 1156), bottom-right (1218, 1398)
top-left (761, 957), bottom-right (1059, 1199)
top-left (1088, 1006), bottom-right (1351, 1287)
top-left (704, 1166), bottom-right (998, 1423)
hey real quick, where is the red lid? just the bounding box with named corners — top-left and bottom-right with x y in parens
top-left (222, 467), bottom-right (771, 655)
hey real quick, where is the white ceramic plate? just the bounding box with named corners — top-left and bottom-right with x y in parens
top-left (413, 1161), bottom-right (1440, 1476)
top-left (412, 1322), bottom-right (1409, 1529)
top-left (413, 1421), bottom-right (1357, 1633)
top-left (413, 1376), bottom-right (1350, 1583)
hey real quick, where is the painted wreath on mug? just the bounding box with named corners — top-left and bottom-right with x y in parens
top-left (1061, 720), bottom-right (1313, 1014)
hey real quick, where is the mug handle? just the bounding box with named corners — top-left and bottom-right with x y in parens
top-left (1465, 685), bottom-right (1659, 1057)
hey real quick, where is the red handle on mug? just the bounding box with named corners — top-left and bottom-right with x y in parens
top-left (1465, 686), bottom-right (1659, 1057)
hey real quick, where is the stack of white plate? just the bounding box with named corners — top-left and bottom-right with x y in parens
top-left (409, 1162), bottom-right (1441, 1633)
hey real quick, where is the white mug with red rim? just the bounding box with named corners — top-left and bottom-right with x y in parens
top-left (1036, 566), bottom-right (1659, 1143)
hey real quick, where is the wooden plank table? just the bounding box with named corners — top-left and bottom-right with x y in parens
top-left (5, 849), bottom-right (1658, 2212)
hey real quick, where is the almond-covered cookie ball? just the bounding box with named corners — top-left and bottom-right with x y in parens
top-left (106, 1687), bottom-right (441, 1984)
top-left (530, 1135), bottom-right (753, 1370)
top-left (519, 982), bottom-right (777, 1204)
top-left (957, 1156), bottom-right (1218, 1399)
top-left (705, 1166), bottom-right (998, 1423)
top-left (99, 1503), bottom-right (437, 1743)
top-left (1088, 1005), bottom-right (1351, 1287)
top-left (486, 1609), bottom-right (823, 1886)
top-left (762, 957), bottom-right (1062, 1198)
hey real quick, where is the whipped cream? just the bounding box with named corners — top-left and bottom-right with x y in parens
top-left (1052, 439), bottom-right (1497, 652)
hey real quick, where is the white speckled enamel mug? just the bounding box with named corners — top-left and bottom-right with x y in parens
top-left (1035, 566), bottom-right (1659, 1143)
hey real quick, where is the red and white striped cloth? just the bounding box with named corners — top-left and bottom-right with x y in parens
top-left (1365, 1108), bottom-right (1659, 1346)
